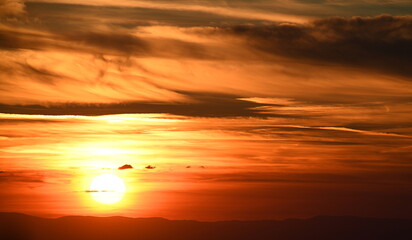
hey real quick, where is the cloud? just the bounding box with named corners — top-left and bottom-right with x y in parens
top-left (28, 0), bottom-right (308, 23)
top-left (0, 27), bottom-right (147, 55)
top-left (209, 15), bottom-right (412, 77)
top-left (0, 170), bottom-right (45, 183)
top-left (118, 164), bottom-right (133, 170)
top-left (85, 190), bottom-right (114, 192)
top-left (0, 14), bottom-right (411, 121)
top-left (0, 0), bottom-right (25, 17)
top-left (0, 26), bottom-right (225, 65)
top-left (145, 165), bottom-right (156, 169)
top-left (0, 92), bottom-right (275, 117)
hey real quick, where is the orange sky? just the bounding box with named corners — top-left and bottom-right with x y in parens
top-left (0, 0), bottom-right (411, 220)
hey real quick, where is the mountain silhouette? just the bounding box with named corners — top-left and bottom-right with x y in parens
top-left (0, 212), bottom-right (411, 240)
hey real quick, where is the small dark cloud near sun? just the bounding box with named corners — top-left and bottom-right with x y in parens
top-left (145, 165), bottom-right (156, 169)
top-left (85, 190), bottom-right (115, 193)
top-left (118, 164), bottom-right (133, 170)
top-left (186, 166), bottom-right (206, 169)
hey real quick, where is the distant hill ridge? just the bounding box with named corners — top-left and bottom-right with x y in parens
top-left (1, 212), bottom-right (411, 240)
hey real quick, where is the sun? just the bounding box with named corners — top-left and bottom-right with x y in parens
top-left (89, 174), bottom-right (126, 205)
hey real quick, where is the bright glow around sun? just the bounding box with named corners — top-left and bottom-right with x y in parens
top-left (89, 174), bottom-right (126, 205)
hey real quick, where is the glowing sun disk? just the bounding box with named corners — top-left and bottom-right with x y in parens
top-left (89, 174), bottom-right (126, 204)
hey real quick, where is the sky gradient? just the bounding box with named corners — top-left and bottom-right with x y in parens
top-left (0, 0), bottom-right (411, 220)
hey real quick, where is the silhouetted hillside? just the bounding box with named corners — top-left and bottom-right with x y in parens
top-left (0, 213), bottom-right (411, 240)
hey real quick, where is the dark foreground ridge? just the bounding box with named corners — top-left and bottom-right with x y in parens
top-left (1, 212), bottom-right (411, 240)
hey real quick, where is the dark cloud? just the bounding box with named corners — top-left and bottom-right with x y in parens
top-left (118, 164), bottom-right (133, 170)
top-left (62, 31), bottom-right (153, 56)
top-left (85, 190), bottom-right (115, 192)
top-left (212, 15), bottom-right (412, 77)
top-left (24, 1), bottom-right (278, 28)
top-left (0, 170), bottom-right (45, 183)
top-left (145, 165), bottom-right (156, 169)
top-left (3, 13), bottom-right (411, 78)
top-left (0, 92), bottom-right (293, 117)
top-left (0, 28), bottom-right (53, 50)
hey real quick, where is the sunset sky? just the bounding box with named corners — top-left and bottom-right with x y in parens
top-left (0, 0), bottom-right (411, 221)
